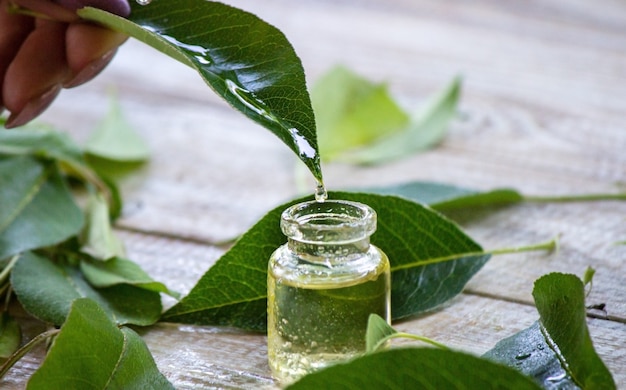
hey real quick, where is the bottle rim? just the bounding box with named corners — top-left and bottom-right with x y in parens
top-left (280, 199), bottom-right (377, 244)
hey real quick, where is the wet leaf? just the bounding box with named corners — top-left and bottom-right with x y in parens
top-left (533, 273), bottom-right (615, 389)
top-left (79, 0), bottom-right (323, 182)
top-left (84, 91), bottom-right (149, 162)
top-left (485, 273), bottom-right (615, 390)
top-left (287, 348), bottom-right (541, 389)
top-left (0, 312), bottom-right (21, 359)
top-left (311, 65), bottom-right (409, 161)
top-left (11, 253), bottom-right (162, 326)
top-left (337, 76), bottom-right (461, 165)
top-left (0, 156), bottom-right (83, 260)
top-left (163, 191), bottom-right (489, 331)
top-left (484, 322), bottom-right (578, 389)
top-left (27, 298), bottom-right (174, 389)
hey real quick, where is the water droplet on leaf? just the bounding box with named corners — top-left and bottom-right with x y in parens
top-left (136, 0), bottom-right (152, 5)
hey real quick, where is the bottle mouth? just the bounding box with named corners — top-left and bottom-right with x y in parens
top-left (281, 200), bottom-right (376, 244)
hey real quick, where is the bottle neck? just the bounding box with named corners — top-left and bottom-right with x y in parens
top-left (287, 236), bottom-right (371, 265)
top-left (280, 199), bottom-right (377, 265)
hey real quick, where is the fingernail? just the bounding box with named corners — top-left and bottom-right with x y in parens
top-left (64, 49), bottom-right (116, 88)
top-left (5, 85), bottom-right (61, 129)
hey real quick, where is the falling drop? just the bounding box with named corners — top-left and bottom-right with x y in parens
top-left (136, 0), bottom-right (152, 5)
top-left (314, 183), bottom-right (327, 203)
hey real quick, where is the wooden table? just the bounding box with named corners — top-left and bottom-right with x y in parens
top-left (3, 0), bottom-right (625, 388)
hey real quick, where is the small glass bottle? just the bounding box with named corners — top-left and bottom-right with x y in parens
top-left (267, 199), bottom-right (391, 382)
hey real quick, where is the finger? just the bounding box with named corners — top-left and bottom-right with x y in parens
top-left (64, 22), bottom-right (127, 88)
top-left (3, 19), bottom-right (69, 128)
top-left (0, 0), bottom-right (35, 111)
top-left (10, 0), bottom-right (78, 22)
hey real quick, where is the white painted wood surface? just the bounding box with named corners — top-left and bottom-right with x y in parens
top-left (2, 0), bottom-right (625, 388)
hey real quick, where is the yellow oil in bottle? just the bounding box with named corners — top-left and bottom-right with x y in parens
top-left (268, 201), bottom-right (391, 383)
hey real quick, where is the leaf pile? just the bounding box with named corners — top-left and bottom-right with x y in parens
top-left (0, 101), bottom-right (173, 387)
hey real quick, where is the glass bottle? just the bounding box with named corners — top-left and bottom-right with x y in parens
top-left (267, 199), bottom-right (391, 382)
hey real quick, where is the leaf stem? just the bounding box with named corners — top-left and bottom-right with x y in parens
top-left (0, 255), bottom-right (19, 285)
top-left (391, 237), bottom-right (558, 272)
top-left (372, 332), bottom-right (450, 353)
top-left (0, 328), bottom-right (60, 380)
top-left (523, 193), bottom-right (626, 203)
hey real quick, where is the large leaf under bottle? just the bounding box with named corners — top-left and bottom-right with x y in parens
top-left (79, 0), bottom-right (323, 183)
top-left (163, 191), bottom-right (490, 331)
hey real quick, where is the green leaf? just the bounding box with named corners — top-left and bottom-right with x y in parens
top-left (286, 348), bottom-right (541, 389)
top-left (360, 181), bottom-right (524, 211)
top-left (27, 298), bottom-right (174, 390)
top-left (533, 273), bottom-right (615, 389)
top-left (0, 312), bottom-right (21, 359)
top-left (163, 191), bottom-right (489, 331)
top-left (80, 257), bottom-right (179, 298)
top-left (84, 91), bottom-right (150, 162)
top-left (337, 76), bottom-right (461, 165)
top-left (11, 252), bottom-right (162, 326)
top-left (0, 124), bottom-right (84, 165)
top-left (0, 156), bottom-right (83, 260)
top-left (311, 65), bottom-right (409, 161)
top-left (79, 0), bottom-right (323, 183)
top-left (0, 125), bottom-right (121, 217)
top-left (582, 266), bottom-right (595, 295)
top-left (80, 192), bottom-right (125, 260)
top-left (365, 314), bottom-right (396, 353)
top-left (484, 322), bottom-right (578, 389)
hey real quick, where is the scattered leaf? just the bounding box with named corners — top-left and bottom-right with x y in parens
top-left (311, 65), bottom-right (409, 161)
top-left (79, 0), bottom-right (323, 183)
top-left (84, 91), bottom-right (150, 162)
top-left (11, 253), bottom-right (162, 326)
top-left (484, 322), bottom-right (578, 389)
top-left (359, 181), bottom-right (524, 211)
top-left (80, 257), bottom-right (179, 298)
top-left (80, 192), bottom-right (125, 260)
top-left (365, 314), bottom-right (396, 353)
top-left (533, 273), bottom-right (615, 389)
top-left (0, 126), bottom-right (121, 217)
top-left (287, 348), bottom-right (541, 389)
top-left (337, 76), bottom-right (461, 165)
top-left (0, 312), bottom-right (21, 360)
top-left (163, 191), bottom-right (489, 331)
top-left (27, 298), bottom-right (174, 389)
top-left (0, 124), bottom-right (84, 165)
top-left (0, 156), bottom-right (83, 260)
top-left (582, 266), bottom-right (595, 295)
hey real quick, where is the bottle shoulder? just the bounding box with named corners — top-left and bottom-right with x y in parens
top-left (269, 244), bottom-right (389, 288)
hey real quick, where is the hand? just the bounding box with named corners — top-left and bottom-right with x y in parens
top-left (1, 0), bottom-right (130, 128)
